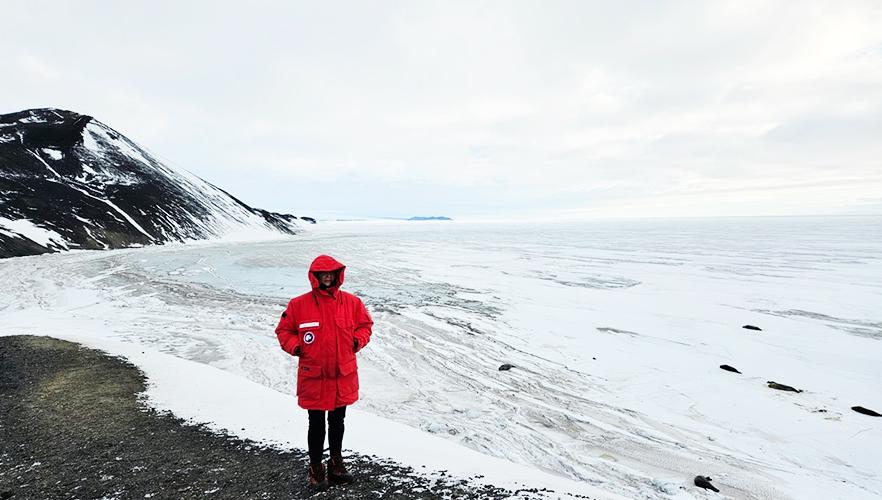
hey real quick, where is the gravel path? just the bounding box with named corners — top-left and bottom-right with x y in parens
top-left (0, 335), bottom-right (556, 500)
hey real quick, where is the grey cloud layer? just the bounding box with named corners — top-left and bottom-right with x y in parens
top-left (2, 1), bottom-right (881, 218)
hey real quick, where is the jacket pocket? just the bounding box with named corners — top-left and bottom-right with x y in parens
top-left (335, 316), bottom-right (355, 351)
top-left (297, 363), bottom-right (322, 401)
top-left (337, 358), bottom-right (359, 398)
top-left (335, 316), bottom-right (354, 332)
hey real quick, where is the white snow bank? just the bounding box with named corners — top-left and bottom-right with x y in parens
top-left (41, 148), bottom-right (63, 160)
top-left (0, 216), bottom-right (69, 249)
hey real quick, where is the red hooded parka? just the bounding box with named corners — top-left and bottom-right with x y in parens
top-left (275, 255), bottom-right (373, 410)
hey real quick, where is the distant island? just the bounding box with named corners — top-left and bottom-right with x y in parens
top-left (407, 216), bottom-right (452, 221)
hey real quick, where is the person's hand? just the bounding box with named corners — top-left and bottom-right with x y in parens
top-left (353, 339), bottom-right (359, 353)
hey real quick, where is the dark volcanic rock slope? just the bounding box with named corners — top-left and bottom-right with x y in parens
top-left (0, 108), bottom-right (306, 258)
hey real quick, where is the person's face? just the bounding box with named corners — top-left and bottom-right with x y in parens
top-left (316, 271), bottom-right (336, 287)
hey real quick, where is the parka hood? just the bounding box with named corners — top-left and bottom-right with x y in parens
top-left (308, 254), bottom-right (346, 293)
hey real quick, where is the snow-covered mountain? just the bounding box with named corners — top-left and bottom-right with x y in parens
top-left (0, 108), bottom-right (310, 258)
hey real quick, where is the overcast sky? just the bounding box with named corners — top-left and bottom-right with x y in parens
top-left (3, 1), bottom-right (881, 220)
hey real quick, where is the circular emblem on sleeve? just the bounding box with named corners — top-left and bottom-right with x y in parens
top-left (303, 332), bottom-right (315, 344)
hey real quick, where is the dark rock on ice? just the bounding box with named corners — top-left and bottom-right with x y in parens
top-left (596, 326), bottom-right (639, 336)
top-left (693, 475), bottom-right (719, 492)
top-left (851, 406), bottom-right (882, 417)
top-left (742, 325), bottom-right (762, 331)
top-left (767, 381), bottom-right (802, 393)
top-left (719, 364), bottom-right (741, 374)
top-left (498, 363), bottom-right (515, 371)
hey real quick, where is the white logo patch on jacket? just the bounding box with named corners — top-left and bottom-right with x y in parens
top-left (299, 321), bottom-right (320, 328)
top-left (303, 332), bottom-right (315, 344)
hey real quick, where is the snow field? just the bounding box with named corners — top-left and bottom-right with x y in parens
top-left (1, 217), bottom-right (880, 499)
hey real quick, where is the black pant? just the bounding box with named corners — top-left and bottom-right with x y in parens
top-left (307, 406), bottom-right (346, 465)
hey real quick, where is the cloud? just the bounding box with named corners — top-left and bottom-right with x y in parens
top-left (16, 53), bottom-right (60, 80)
top-left (2, 0), bottom-right (881, 218)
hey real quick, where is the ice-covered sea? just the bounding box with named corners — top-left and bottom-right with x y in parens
top-left (2, 216), bottom-right (881, 499)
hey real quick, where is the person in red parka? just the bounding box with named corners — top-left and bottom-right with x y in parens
top-left (275, 254), bottom-right (373, 491)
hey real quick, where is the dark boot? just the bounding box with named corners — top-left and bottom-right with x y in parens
top-left (327, 454), bottom-right (354, 485)
top-left (307, 463), bottom-right (329, 491)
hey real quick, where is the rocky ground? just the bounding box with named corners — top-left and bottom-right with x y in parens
top-left (0, 335), bottom-right (560, 500)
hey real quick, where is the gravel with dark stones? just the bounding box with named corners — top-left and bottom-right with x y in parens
top-left (0, 335), bottom-right (537, 499)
